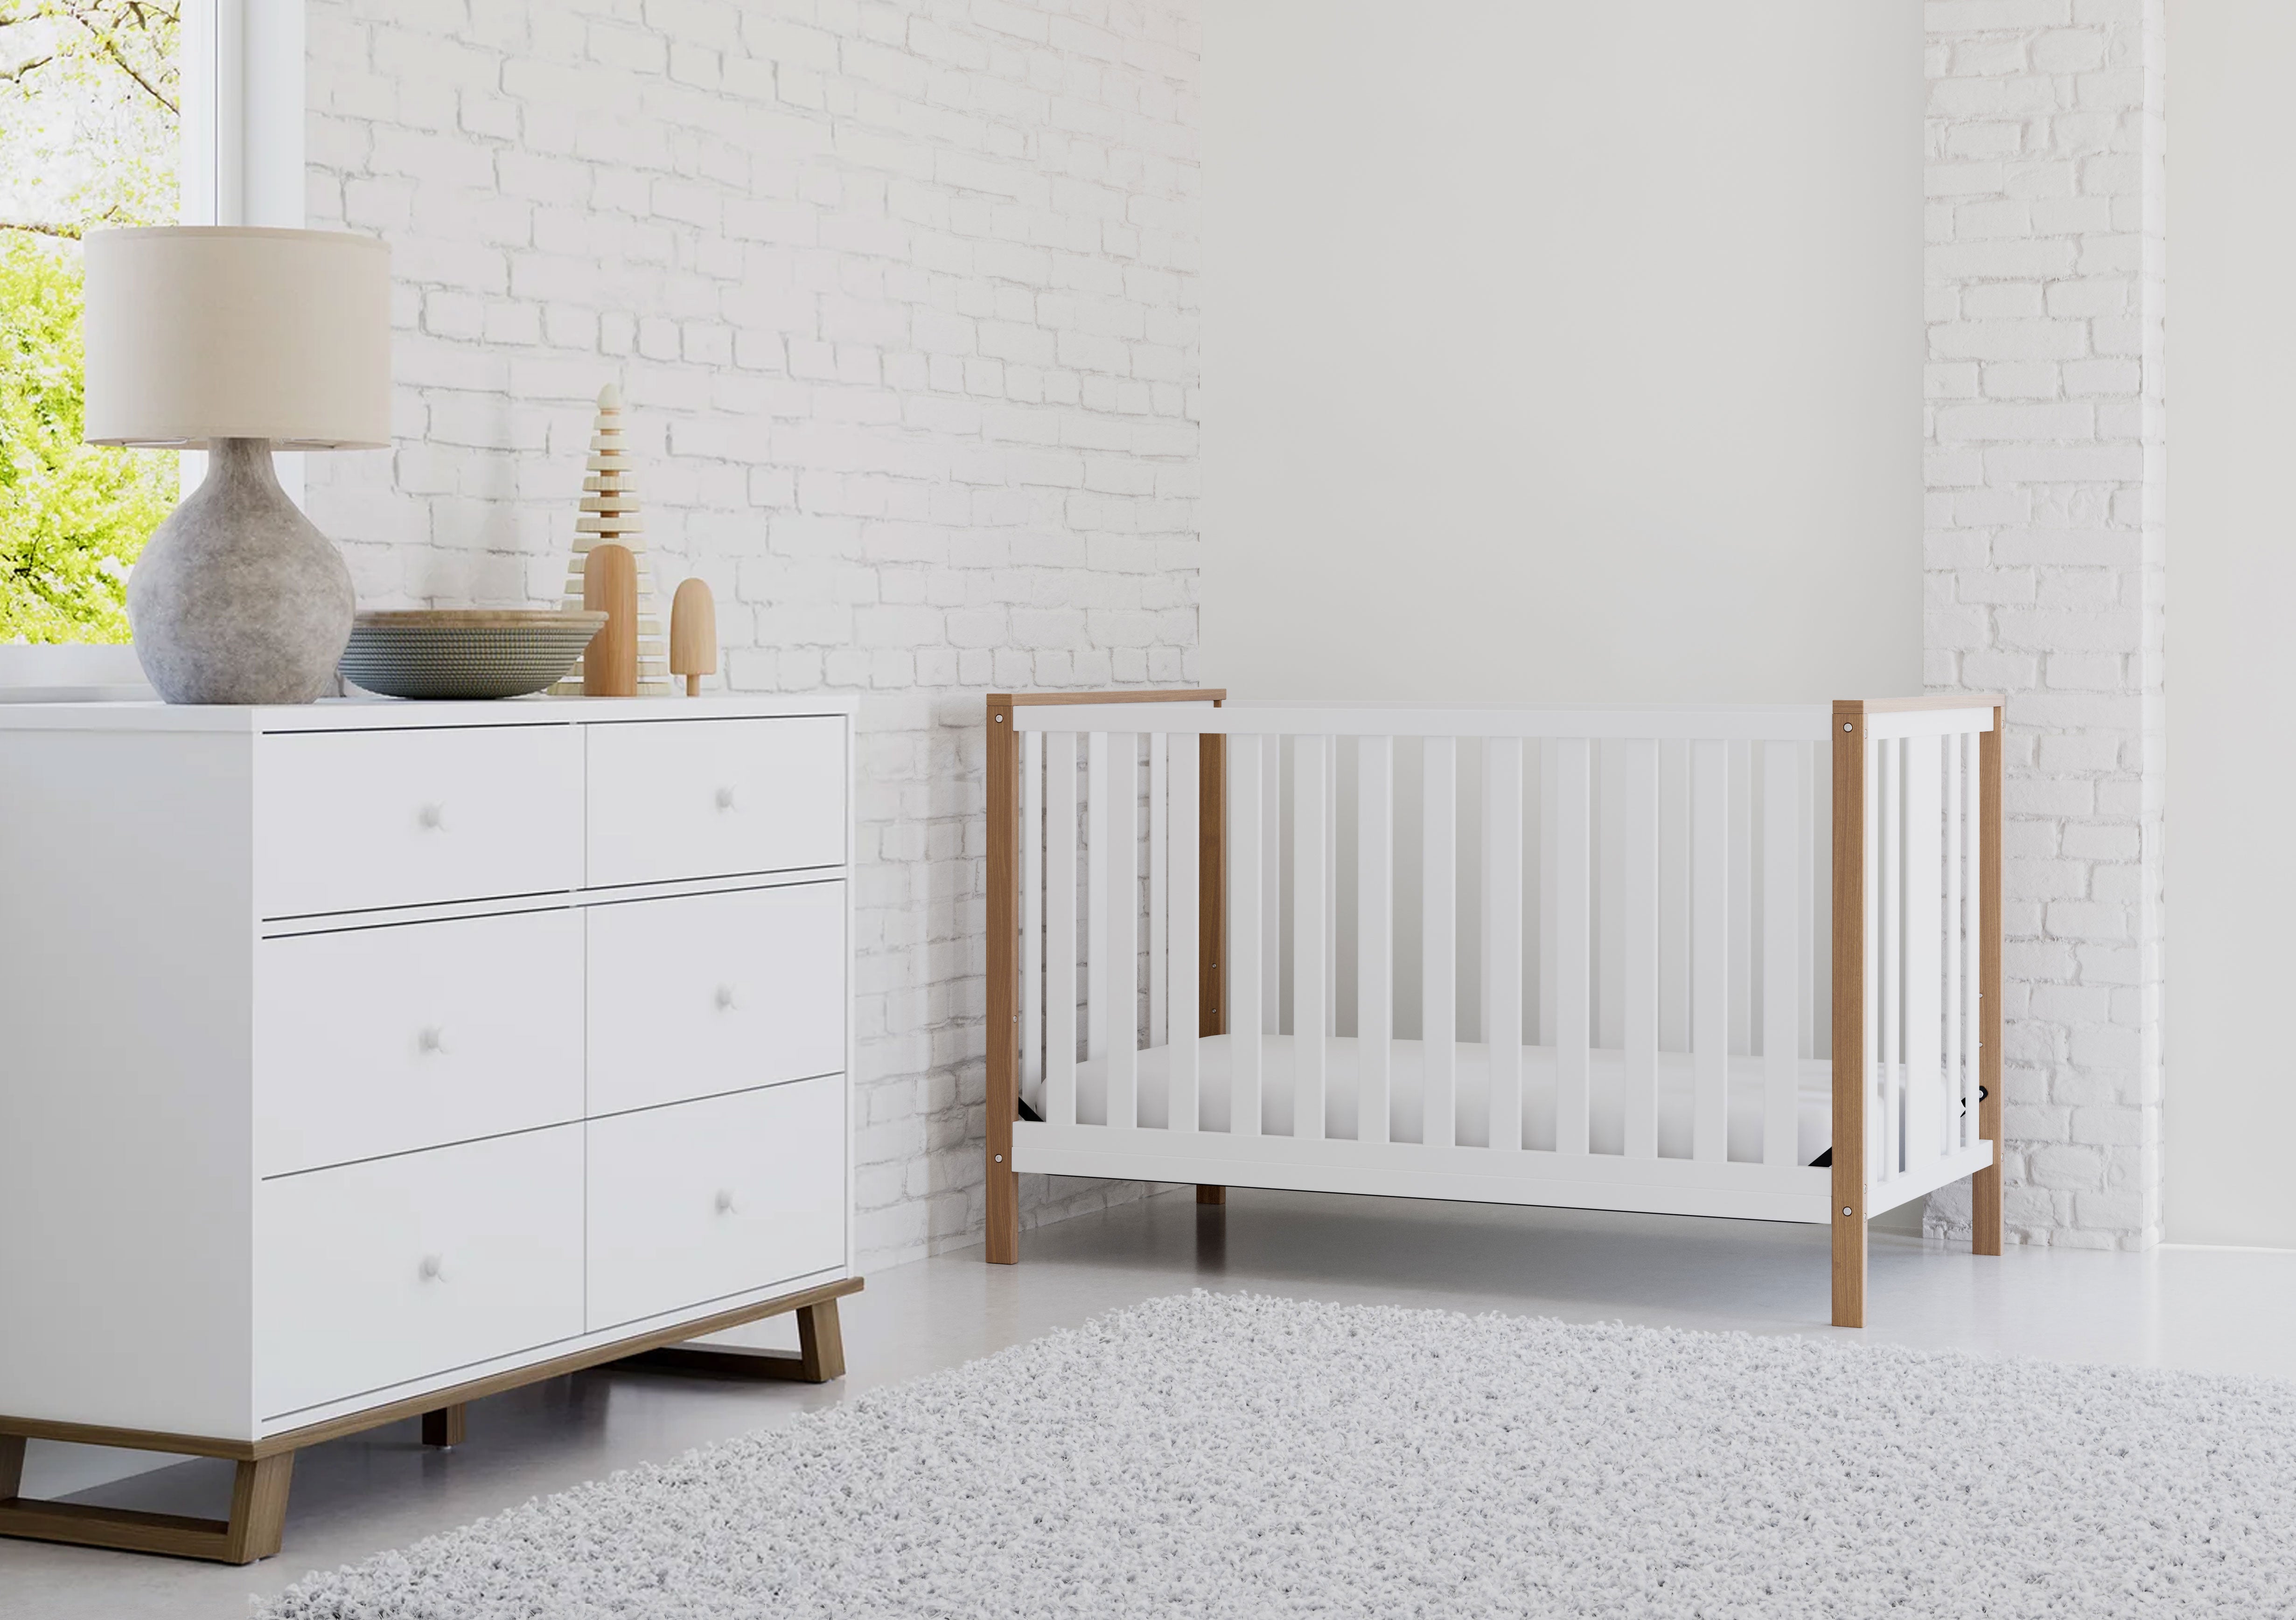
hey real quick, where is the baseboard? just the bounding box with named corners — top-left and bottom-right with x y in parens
top-left (1870, 1197), bottom-right (1928, 1238)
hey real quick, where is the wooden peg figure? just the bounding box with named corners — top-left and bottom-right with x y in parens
top-left (581, 542), bottom-right (639, 697)
top-left (670, 579), bottom-right (718, 697)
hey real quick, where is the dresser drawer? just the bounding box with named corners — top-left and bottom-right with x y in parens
top-left (255, 908), bottom-right (584, 1177)
top-left (256, 725), bottom-right (581, 918)
top-left (255, 1126), bottom-right (584, 1421)
top-left (586, 716), bottom-right (844, 888)
top-left (586, 882), bottom-right (844, 1117)
top-left (586, 1078), bottom-right (845, 1333)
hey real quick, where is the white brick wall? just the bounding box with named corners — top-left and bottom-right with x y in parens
top-left (1921, 0), bottom-right (2164, 1248)
top-left (301, 0), bottom-right (1201, 1266)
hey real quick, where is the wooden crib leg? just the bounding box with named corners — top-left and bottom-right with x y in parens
top-left (1832, 1207), bottom-right (1866, 1328)
top-left (986, 695), bottom-right (1022, 1265)
top-left (1195, 1185), bottom-right (1226, 1205)
top-left (1831, 700), bottom-right (1869, 1329)
top-left (1971, 702), bottom-right (2005, 1258)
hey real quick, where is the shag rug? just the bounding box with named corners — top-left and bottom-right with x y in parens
top-left (263, 1291), bottom-right (2296, 1619)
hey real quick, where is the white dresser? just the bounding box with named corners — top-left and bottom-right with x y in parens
top-left (0, 695), bottom-right (858, 1562)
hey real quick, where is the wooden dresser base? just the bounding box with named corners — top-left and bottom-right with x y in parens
top-left (0, 1276), bottom-right (861, 1564)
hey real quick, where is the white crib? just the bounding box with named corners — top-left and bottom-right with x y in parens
top-left (984, 690), bottom-right (2004, 1327)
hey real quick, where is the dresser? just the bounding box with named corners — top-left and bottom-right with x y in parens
top-left (0, 695), bottom-right (858, 1562)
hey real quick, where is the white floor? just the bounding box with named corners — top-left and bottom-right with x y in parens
top-left (5, 1186), bottom-right (2294, 1619)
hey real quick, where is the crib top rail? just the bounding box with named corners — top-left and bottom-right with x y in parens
top-left (1009, 694), bottom-right (2002, 743)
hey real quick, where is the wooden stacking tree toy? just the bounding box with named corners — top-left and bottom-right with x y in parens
top-left (552, 383), bottom-right (670, 694)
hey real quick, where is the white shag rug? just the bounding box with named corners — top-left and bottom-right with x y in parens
top-left (264, 1291), bottom-right (2296, 1619)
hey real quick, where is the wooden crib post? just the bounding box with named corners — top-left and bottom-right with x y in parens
top-left (986, 695), bottom-right (1022, 1265)
top-left (1973, 701), bottom-right (2005, 1256)
top-left (1197, 705), bottom-right (1228, 1205)
top-left (1830, 700), bottom-right (1869, 1328)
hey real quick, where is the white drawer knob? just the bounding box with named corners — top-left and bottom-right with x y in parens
top-left (419, 1253), bottom-right (446, 1282)
top-left (419, 803), bottom-right (447, 831)
top-left (715, 985), bottom-right (738, 1012)
top-left (419, 1026), bottom-right (449, 1055)
top-left (714, 786), bottom-right (737, 811)
top-left (715, 1189), bottom-right (736, 1215)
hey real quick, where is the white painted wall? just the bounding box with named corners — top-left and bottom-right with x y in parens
top-left (1200, 0), bottom-right (1923, 706)
top-left (2163, 0), bottom-right (2296, 1247)
top-left (1198, 0), bottom-right (1925, 1231)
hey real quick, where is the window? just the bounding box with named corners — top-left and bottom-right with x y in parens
top-left (0, 0), bottom-right (300, 661)
top-left (0, 1), bottom-right (182, 644)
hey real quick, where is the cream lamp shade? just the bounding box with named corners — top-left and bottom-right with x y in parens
top-left (82, 226), bottom-right (391, 449)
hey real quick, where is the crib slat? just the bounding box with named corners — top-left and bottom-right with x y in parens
top-left (1554, 737), bottom-right (1591, 1155)
top-left (1903, 736), bottom-right (1943, 1171)
top-left (1087, 732), bottom-right (1109, 1066)
top-left (1622, 738), bottom-right (1659, 1159)
top-left (1963, 729), bottom-right (1984, 1148)
top-left (1943, 730), bottom-right (1963, 1151)
top-left (1046, 730), bottom-right (1080, 1126)
top-left (1169, 730), bottom-right (1200, 1132)
top-left (1486, 737), bottom-right (1525, 1153)
top-left (1228, 735), bottom-right (1264, 1137)
top-left (1729, 742), bottom-right (1753, 1061)
top-left (1325, 739), bottom-right (1339, 1045)
top-left (1597, 741), bottom-right (1624, 1051)
top-left (1423, 737), bottom-right (1458, 1148)
top-left (1538, 739), bottom-right (1558, 1048)
top-left (1659, 740), bottom-right (1690, 1054)
top-left (1800, 742), bottom-right (1820, 1068)
top-left (1762, 741), bottom-right (1800, 1167)
top-left (1102, 734), bottom-right (1139, 1128)
top-left (1262, 739), bottom-right (1281, 1032)
top-left (1150, 732), bottom-right (1169, 1049)
top-left (1879, 737), bottom-right (1901, 1179)
top-left (1293, 735), bottom-right (1329, 1141)
top-left (1690, 738), bottom-right (1727, 1163)
top-left (1022, 730), bottom-right (1044, 1115)
top-left (1863, 736), bottom-right (1884, 1182)
top-left (1358, 737), bottom-right (1394, 1144)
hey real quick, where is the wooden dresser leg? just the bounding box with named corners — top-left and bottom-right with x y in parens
top-left (0, 1431), bottom-right (296, 1564)
top-left (1195, 1185), bottom-right (1226, 1206)
top-left (420, 1404), bottom-right (467, 1448)
top-left (796, 1297), bottom-right (846, 1383)
top-left (221, 1453), bottom-right (294, 1565)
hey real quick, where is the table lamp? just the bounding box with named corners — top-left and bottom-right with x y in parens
top-left (83, 227), bottom-right (391, 704)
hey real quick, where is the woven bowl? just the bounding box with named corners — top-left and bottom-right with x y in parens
top-left (341, 610), bottom-right (608, 700)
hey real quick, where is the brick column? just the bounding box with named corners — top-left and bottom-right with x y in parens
top-left (1922, 0), bottom-right (2164, 1248)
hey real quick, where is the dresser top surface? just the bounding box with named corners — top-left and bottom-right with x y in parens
top-left (0, 693), bottom-right (860, 734)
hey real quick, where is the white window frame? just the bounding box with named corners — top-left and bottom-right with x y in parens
top-left (2, 0), bottom-right (304, 691)
top-left (181, 0), bottom-right (306, 232)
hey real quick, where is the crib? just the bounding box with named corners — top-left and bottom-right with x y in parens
top-left (983, 690), bottom-right (2003, 1328)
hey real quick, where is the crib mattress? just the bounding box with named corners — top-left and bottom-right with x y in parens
top-left (1061, 1033), bottom-right (1834, 1168)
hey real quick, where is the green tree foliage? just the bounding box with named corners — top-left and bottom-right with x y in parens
top-left (0, 234), bottom-right (173, 640)
top-left (1, 0), bottom-right (178, 642)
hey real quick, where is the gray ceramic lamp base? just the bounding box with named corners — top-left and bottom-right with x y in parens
top-left (126, 438), bottom-right (355, 704)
